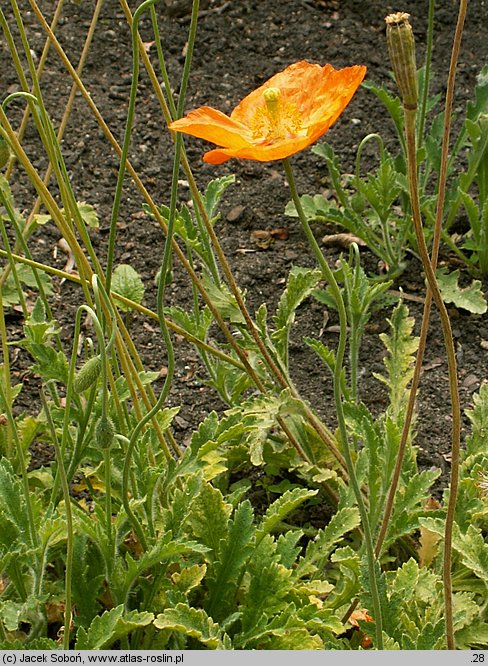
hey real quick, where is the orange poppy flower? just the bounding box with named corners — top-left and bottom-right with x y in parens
top-left (169, 60), bottom-right (366, 164)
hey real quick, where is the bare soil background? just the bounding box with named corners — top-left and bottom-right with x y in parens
top-left (2, 0), bottom-right (488, 487)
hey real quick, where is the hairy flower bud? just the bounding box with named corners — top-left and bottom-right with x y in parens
top-left (73, 355), bottom-right (102, 393)
top-left (0, 135), bottom-right (11, 170)
top-left (385, 12), bottom-right (418, 110)
top-left (95, 415), bottom-right (115, 450)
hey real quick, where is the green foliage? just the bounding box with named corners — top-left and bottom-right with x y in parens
top-left (1, 264), bottom-right (53, 306)
top-left (272, 266), bottom-right (321, 366)
top-left (436, 267), bottom-right (487, 314)
top-left (285, 142), bottom-right (409, 278)
top-left (111, 264), bottom-right (145, 311)
top-left (1, 2), bottom-right (488, 652)
top-left (154, 604), bottom-right (230, 649)
top-left (373, 301), bottom-right (420, 422)
top-left (75, 606), bottom-right (154, 649)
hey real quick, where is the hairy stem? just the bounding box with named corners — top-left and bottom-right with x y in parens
top-left (283, 157), bottom-right (384, 649)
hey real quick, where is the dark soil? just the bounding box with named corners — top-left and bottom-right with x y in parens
top-left (2, 0), bottom-right (488, 489)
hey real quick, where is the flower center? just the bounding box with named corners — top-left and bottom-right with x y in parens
top-left (251, 87), bottom-right (302, 144)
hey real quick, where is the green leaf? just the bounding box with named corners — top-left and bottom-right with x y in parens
top-left (77, 201), bottom-right (99, 228)
top-left (256, 487), bottom-right (318, 542)
top-left (295, 507), bottom-right (360, 578)
top-left (272, 267), bottom-right (322, 363)
top-left (361, 80), bottom-right (404, 139)
top-left (154, 603), bottom-right (228, 649)
top-left (465, 382), bottom-right (488, 457)
top-left (436, 268), bottom-right (487, 314)
top-left (187, 482), bottom-right (231, 558)
top-left (71, 535), bottom-right (104, 627)
top-left (383, 469), bottom-right (440, 547)
top-left (239, 535), bottom-right (293, 637)
top-left (0, 458), bottom-right (31, 549)
top-left (29, 344), bottom-right (69, 383)
top-left (206, 500), bottom-right (255, 619)
top-left (2, 264), bottom-right (53, 306)
top-left (0, 638), bottom-right (59, 649)
top-left (467, 66), bottom-right (488, 122)
top-left (373, 301), bottom-right (419, 421)
top-left (113, 370), bottom-right (160, 401)
top-left (225, 390), bottom-right (302, 466)
top-left (200, 273), bottom-right (245, 325)
top-left (111, 264), bottom-right (145, 311)
top-left (203, 175), bottom-right (236, 220)
top-left (75, 605), bottom-right (153, 649)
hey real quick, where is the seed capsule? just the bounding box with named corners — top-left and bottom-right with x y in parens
top-left (385, 12), bottom-right (418, 111)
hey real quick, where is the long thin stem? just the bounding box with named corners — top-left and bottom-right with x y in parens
top-left (376, 6), bottom-right (467, 625)
top-left (376, 4), bottom-right (466, 555)
top-left (404, 107), bottom-right (461, 650)
top-left (283, 157), bottom-right (384, 649)
top-left (40, 390), bottom-right (74, 650)
top-left (417, 0), bottom-right (435, 147)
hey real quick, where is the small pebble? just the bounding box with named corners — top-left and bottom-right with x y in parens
top-left (226, 205), bottom-right (245, 223)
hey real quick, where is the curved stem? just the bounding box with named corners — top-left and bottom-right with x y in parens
top-left (122, 0), bottom-right (201, 548)
top-left (40, 390), bottom-right (73, 650)
top-left (105, 0), bottom-right (159, 292)
top-left (283, 157), bottom-right (384, 649)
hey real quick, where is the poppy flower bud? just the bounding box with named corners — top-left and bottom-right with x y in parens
top-left (351, 192), bottom-right (367, 214)
top-left (385, 12), bottom-right (418, 111)
top-left (73, 355), bottom-right (102, 393)
top-left (0, 135), bottom-right (11, 170)
top-left (95, 415), bottom-right (115, 450)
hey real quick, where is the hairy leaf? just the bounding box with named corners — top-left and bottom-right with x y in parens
top-left (295, 507), bottom-right (360, 578)
top-left (272, 267), bottom-right (322, 364)
top-left (436, 268), bottom-right (487, 314)
top-left (111, 264), bottom-right (145, 311)
top-left (75, 605), bottom-right (153, 649)
top-left (465, 382), bottom-right (488, 457)
top-left (373, 302), bottom-right (419, 422)
top-left (256, 487), bottom-right (318, 543)
top-left (154, 603), bottom-right (227, 649)
top-left (203, 175), bottom-right (236, 220)
top-left (187, 482), bottom-right (231, 558)
top-left (206, 500), bottom-right (255, 619)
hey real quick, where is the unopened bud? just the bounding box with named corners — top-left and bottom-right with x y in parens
top-left (73, 355), bottom-right (102, 393)
top-left (385, 12), bottom-right (418, 110)
top-left (0, 136), bottom-right (11, 170)
top-left (95, 415), bottom-right (115, 450)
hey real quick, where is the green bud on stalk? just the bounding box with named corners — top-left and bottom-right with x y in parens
top-left (95, 415), bottom-right (115, 450)
top-left (385, 12), bottom-right (418, 111)
top-left (73, 355), bottom-right (102, 393)
top-left (0, 135), bottom-right (11, 169)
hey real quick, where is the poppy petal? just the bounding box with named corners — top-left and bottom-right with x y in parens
top-left (169, 106), bottom-right (252, 149)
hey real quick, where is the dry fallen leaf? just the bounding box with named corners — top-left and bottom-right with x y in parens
top-left (57, 238), bottom-right (76, 277)
top-left (321, 232), bottom-right (366, 248)
top-left (251, 230), bottom-right (272, 249)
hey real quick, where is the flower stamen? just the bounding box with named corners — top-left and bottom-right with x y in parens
top-left (251, 87), bottom-right (302, 144)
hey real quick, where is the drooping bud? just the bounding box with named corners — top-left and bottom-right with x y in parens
top-left (0, 135), bottom-right (11, 170)
top-left (385, 12), bottom-right (418, 110)
top-left (73, 355), bottom-right (102, 393)
top-left (95, 415), bottom-right (115, 450)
